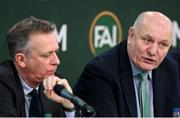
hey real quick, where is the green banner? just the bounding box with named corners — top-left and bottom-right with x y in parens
top-left (0, 0), bottom-right (180, 86)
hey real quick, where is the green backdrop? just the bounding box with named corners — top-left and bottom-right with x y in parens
top-left (0, 0), bottom-right (180, 87)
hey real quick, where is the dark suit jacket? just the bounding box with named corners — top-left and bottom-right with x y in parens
top-left (0, 60), bottom-right (65, 117)
top-left (168, 48), bottom-right (180, 97)
top-left (169, 48), bottom-right (180, 69)
top-left (74, 40), bottom-right (180, 117)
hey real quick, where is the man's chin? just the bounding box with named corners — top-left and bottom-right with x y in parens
top-left (140, 64), bottom-right (157, 71)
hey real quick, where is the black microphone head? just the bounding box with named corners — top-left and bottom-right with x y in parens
top-left (54, 84), bottom-right (74, 102)
top-left (53, 84), bottom-right (96, 117)
top-left (82, 104), bottom-right (96, 117)
top-left (53, 85), bottom-right (64, 94)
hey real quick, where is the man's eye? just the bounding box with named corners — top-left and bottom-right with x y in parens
top-left (41, 53), bottom-right (51, 57)
top-left (160, 42), bottom-right (169, 48)
top-left (143, 37), bottom-right (151, 43)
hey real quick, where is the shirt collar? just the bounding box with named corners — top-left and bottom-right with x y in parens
top-left (19, 74), bottom-right (39, 95)
top-left (129, 60), bottom-right (152, 80)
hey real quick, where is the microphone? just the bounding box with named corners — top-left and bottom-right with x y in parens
top-left (54, 84), bottom-right (96, 117)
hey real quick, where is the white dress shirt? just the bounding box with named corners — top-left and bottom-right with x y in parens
top-left (130, 61), bottom-right (154, 117)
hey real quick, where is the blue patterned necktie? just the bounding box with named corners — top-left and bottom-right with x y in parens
top-left (29, 89), bottom-right (42, 117)
top-left (139, 72), bottom-right (152, 117)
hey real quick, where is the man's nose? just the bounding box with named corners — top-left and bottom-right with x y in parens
top-left (52, 52), bottom-right (60, 65)
top-left (147, 44), bottom-right (158, 56)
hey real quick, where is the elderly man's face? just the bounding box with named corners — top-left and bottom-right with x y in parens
top-left (127, 17), bottom-right (172, 71)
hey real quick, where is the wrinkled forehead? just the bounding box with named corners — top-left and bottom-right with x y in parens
top-left (141, 12), bottom-right (172, 31)
top-left (136, 14), bottom-right (173, 41)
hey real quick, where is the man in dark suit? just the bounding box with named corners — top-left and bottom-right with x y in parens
top-left (74, 11), bottom-right (180, 117)
top-left (0, 16), bottom-right (75, 116)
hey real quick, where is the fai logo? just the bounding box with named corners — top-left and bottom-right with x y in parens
top-left (89, 11), bottom-right (122, 55)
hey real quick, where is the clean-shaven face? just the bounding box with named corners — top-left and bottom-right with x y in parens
top-left (23, 32), bottom-right (60, 84)
top-left (127, 12), bottom-right (172, 71)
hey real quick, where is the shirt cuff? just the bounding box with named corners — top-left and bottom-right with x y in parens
top-left (65, 111), bottom-right (75, 117)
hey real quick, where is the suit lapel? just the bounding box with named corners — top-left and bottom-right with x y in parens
top-left (9, 61), bottom-right (26, 116)
top-left (152, 69), bottom-right (166, 116)
top-left (121, 72), bottom-right (137, 116)
top-left (16, 85), bottom-right (26, 116)
top-left (118, 41), bottom-right (137, 116)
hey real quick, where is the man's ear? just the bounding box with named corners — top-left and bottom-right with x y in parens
top-left (15, 53), bottom-right (26, 68)
top-left (127, 27), bottom-right (134, 44)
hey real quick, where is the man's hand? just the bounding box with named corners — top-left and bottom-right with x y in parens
top-left (43, 76), bottom-right (74, 109)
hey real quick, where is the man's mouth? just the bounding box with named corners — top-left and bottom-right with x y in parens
top-left (46, 70), bottom-right (56, 75)
top-left (143, 57), bottom-right (156, 64)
